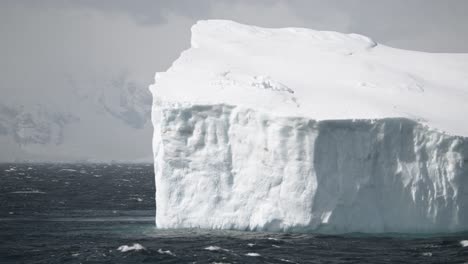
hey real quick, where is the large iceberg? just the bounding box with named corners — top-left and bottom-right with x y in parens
top-left (150, 20), bottom-right (468, 233)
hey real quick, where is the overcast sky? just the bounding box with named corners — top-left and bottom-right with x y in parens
top-left (1, 0), bottom-right (468, 104)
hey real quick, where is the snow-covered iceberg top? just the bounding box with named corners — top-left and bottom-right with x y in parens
top-left (150, 20), bottom-right (468, 233)
top-left (151, 19), bottom-right (468, 136)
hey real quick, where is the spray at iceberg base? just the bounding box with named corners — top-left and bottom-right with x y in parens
top-left (152, 103), bottom-right (468, 233)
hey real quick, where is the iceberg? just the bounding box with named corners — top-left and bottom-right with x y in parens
top-left (150, 20), bottom-right (468, 233)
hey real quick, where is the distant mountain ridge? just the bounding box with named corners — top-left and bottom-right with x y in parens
top-left (0, 73), bottom-right (153, 162)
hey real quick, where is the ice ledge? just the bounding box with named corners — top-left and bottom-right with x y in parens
top-left (151, 20), bottom-right (468, 136)
top-left (153, 103), bottom-right (468, 233)
top-left (190, 19), bottom-right (377, 52)
top-left (152, 99), bottom-right (463, 138)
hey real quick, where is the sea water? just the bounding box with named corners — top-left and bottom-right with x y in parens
top-left (1, 163), bottom-right (467, 263)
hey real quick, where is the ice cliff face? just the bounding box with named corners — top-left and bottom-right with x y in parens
top-left (153, 104), bottom-right (468, 233)
top-left (150, 20), bottom-right (468, 233)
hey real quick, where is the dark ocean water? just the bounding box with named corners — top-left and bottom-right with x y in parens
top-left (1, 163), bottom-right (468, 264)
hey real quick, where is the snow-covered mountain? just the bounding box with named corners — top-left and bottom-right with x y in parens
top-left (0, 73), bottom-right (153, 162)
top-left (151, 20), bottom-right (468, 233)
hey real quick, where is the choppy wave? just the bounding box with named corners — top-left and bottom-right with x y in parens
top-left (117, 243), bottom-right (146, 252)
top-left (1, 164), bottom-right (468, 263)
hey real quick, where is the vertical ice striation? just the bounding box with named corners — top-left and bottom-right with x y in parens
top-left (152, 104), bottom-right (467, 232)
top-left (150, 20), bottom-right (468, 233)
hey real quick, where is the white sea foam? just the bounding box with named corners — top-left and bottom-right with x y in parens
top-left (279, 259), bottom-right (298, 263)
top-left (11, 190), bottom-right (45, 194)
top-left (460, 240), bottom-right (468, 247)
top-left (204, 245), bottom-right (230, 252)
top-left (204, 246), bottom-right (222, 251)
top-left (157, 249), bottom-right (176, 256)
top-left (117, 243), bottom-right (146, 252)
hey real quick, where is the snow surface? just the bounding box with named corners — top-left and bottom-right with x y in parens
top-left (150, 20), bottom-right (468, 233)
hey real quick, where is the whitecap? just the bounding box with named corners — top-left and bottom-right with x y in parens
top-left (279, 259), bottom-right (298, 263)
top-left (11, 190), bottom-right (45, 194)
top-left (460, 240), bottom-right (468, 247)
top-left (205, 246), bottom-right (221, 251)
top-left (117, 243), bottom-right (146, 252)
top-left (157, 249), bottom-right (176, 256)
top-left (245, 252), bottom-right (261, 257)
top-left (204, 246), bottom-right (230, 252)
top-left (421, 252), bottom-right (432, 257)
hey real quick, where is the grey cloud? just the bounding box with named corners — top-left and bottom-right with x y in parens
top-left (65, 0), bottom-right (212, 25)
top-left (5, 0), bottom-right (467, 52)
top-left (194, 0), bottom-right (466, 52)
